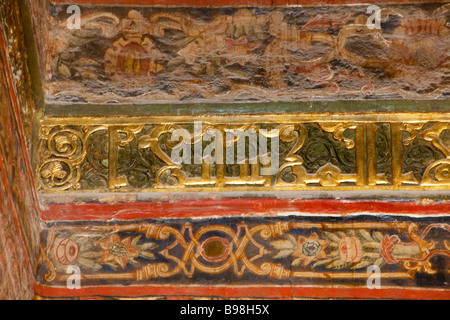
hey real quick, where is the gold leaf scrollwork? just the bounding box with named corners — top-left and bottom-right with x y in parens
top-left (316, 163), bottom-right (346, 187)
top-left (402, 123), bottom-right (426, 146)
top-left (279, 124), bottom-right (307, 163)
top-left (275, 124), bottom-right (307, 186)
top-left (319, 123), bottom-right (356, 149)
top-left (421, 160), bottom-right (450, 186)
top-left (38, 126), bottom-right (106, 191)
top-left (36, 118), bottom-right (450, 192)
top-left (421, 122), bottom-right (450, 186)
top-left (138, 124), bottom-right (187, 188)
top-left (422, 122), bottom-right (450, 157)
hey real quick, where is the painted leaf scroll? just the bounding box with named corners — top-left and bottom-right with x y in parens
top-left (44, 4), bottom-right (450, 104)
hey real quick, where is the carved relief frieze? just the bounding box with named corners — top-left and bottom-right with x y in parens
top-left (36, 114), bottom-right (450, 193)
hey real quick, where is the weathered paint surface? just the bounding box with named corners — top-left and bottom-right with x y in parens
top-left (1, 0), bottom-right (449, 300)
top-left (0, 35), bottom-right (35, 300)
top-left (33, 3), bottom-right (450, 104)
top-left (0, 0), bottom-right (43, 299)
top-left (37, 215), bottom-right (450, 299)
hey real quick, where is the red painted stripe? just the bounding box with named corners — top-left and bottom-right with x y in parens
top-left (49, 0), bottom-right (446, 5)
top-left (41, 198), bottom-right (450, 221)
top-left (34, 283), bottom-right (450, 299)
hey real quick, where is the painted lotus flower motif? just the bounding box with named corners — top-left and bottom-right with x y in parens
top-left (54, 238), bottom-right (79, 265)
top-left (315, 230), bottom-right (385, 270)
top-left (271, 233), bottom-right (329, 267)
top-left (272, 229), bottom-right (389, 270)
top-left (338, 236), bottom-right (363, 263)
top-left (49, 232), bottom-right (159, 273)
top-left (292, 233), bottom-right (329, 267)
top-left (99, 234), bottom-right (140, 269)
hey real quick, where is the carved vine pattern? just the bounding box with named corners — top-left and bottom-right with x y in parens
top-left (36, 120), bottom-right (450, 191)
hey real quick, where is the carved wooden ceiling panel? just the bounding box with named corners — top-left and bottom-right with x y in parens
top-left (0, 0), bottom-right (449, 300)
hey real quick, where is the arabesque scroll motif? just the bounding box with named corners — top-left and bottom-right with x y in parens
top-left (38, 219), bottom-right (450, 285)
top-left (38, 125), bottom-right (106, 190)
top-left (37, 115), bottom-right (450, 192)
